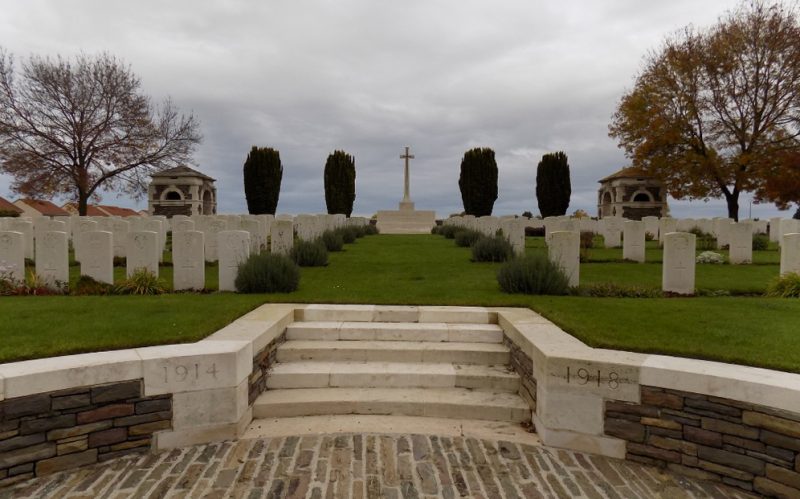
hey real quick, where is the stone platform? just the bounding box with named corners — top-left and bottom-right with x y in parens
top-left (375, 204), bottom-right (436, 234)
top-left (0, 430), bottom-right (753, 498)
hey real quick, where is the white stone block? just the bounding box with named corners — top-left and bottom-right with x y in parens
top-left (622, 220), bottom-right (645, 263)
top-left (126, 231), bottom-right (159, 277)
top-left (171, 380), bottom-right (249, 428)
top-left (78, 231), bottom-right (114, 284)
top-left (537, 389), bottom-right (605, 435)
top-left (712, 218), bottom-right (733, 247)
top-left (641, 216), bottom-right (659, 240)
top-left (204, 218), bottom-right (228, 262)
top-left (35, 231), bottom-right (68, 288)
top-left (111, 219), bottom-right (130, 258)
top-left (547, 231), bottom-right (580, 287)
top-left (770, 217), bottom-right (783, 242)
top-left (218, 230), bottom-right (250, 292)
top-left (0, 231), bottom-right (25, 282)
top-left (137, 340), bottom-right (253, 396)
top-left (780, 233), bottom-right (800, 276)
top-left (501, 219), bottom-right (526, 256)
top-left (173, 230), bottom-right (205, 291)
top-left (728, 222), bottom-right (753, 265)
top-left (72, 219), bottom-right (98, 262)
top-left (0, 350), bottom-right (142, 399)
top-left (662, 232), bottom-right (696, 295)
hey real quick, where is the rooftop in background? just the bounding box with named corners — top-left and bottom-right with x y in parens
top-left (14, 198), bottom-right (70, 217)
top-left (61, 202), bottom-right (141, 217)
top-left (0, 196), bottom-right (23, 215)
top-left (598, 166), bottom-right (650, 183)
top-left (151, 166), bottom-right (216, 182)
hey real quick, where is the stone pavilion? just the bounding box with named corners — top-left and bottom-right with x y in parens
top-left (148, 166), bottom-right (217, 217)
top-left (597, 166), bottom-right (668, 220)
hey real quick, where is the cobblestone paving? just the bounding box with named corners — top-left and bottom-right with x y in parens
top-left (0, 434), bottom-right (756, 499)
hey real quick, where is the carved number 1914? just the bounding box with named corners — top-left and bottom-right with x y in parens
top-left (163, 363), bottom-right (218, 383)
top-left (566, 367), bottom-right (619, 390)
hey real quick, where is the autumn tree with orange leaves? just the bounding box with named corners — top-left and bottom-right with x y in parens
top-left (609, 2), bottom-right (800, 221)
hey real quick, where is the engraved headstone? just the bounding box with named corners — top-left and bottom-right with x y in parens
top-left (126, 231), bottom-right (159, 277)
top-left (173, 230), bottom-right (205, 291)
top-left (662, 232), bottom-right (696, 295)
top-left (72, 219), bottom-right (98, 263)
top-left (78, 231), bottom-right (114, 284)
top-left (780, 233), bottom-right (800, 276)
top-left (204, 218), bottom-right (227, 262)
top-left (501, 219), bottom-right (526, 256)
top-left (218, 230), bottom-right (250, 292)
top-left (728, 223), bottom-right (753, 265)
top-left (111, 219), bottom-right (130, 258)
top-left (641, 216), bottom-right (659, 240)
top-left (35, 231), bottom-right (68, 288)
top-left (0, 231), bottom-right (25, 282)
top-left (623, 220), bottom-right (646, 263)
top-left (7, 219), bottom-right (34, 260)
top-left (172, 219), bottom-right (196, 233)
top-left (241, 219), bottom-right (263, 254)
top-left (547, 231), bottom-right (580, 287)
top-left (270, 220), bottom-right (294, 255)
top-left (658, 218), bottom-right (677, 243)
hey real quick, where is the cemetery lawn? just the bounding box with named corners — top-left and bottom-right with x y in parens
top-left (2, 234), bottom-right (799, 372)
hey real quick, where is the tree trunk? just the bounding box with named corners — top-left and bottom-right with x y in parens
top-left (724, 192), bottom-right (740, 221)
top-left (78, 193), bottom-right (88, 216)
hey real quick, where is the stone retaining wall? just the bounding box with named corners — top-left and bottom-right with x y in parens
top-left (248, 332), bottom-right (287, 405)
top-left (503, 337), bottom-right (537, 414)
top-left (604, 386), bottom-right (800, 497)
top-left (0, 380), bottom-right (171, 486)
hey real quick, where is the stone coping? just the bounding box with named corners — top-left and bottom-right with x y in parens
top-left (1, 303), bottom-right (799, 457)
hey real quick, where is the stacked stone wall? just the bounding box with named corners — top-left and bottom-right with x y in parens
top-left (605, 385), bottom-right (800, 497)
top-left (503, 337), bottom-right (536, 414)
top-left (0, 379), bottom-right (172, 486)
top-left (248, 332), bottom-right (287, 405)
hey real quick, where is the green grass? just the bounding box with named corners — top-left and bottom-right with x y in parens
top-left (0, 294), bottom-right (266, 363)
top-left (2, 234), bottom-right (799, 373)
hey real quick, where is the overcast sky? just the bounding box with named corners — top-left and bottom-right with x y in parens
top-left (0, 0), bottom-right (791, 219)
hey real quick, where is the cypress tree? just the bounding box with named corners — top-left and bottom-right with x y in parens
top-left (536, 151), bottom-right (571, 217)
top-left (243, 146), bottom-right (283, 215)
top-left (458, 147), bottom-right (498, 217)
top-left (324, 150), bottom-right (356, 216)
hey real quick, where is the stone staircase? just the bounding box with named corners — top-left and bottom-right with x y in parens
top-left (252, 321), bottom-right (531, 423)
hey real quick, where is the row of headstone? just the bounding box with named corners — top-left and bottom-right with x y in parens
top-left (442, 216), bottom-right (526, 256)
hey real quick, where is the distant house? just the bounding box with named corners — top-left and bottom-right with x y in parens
top-left (0, 196), bottom-right (23, 217)
top-left (61, 203), bottom-right (140, 217)
top-left (13, 198), bottom-right (70, 217)
top-left (597, 167), bottom-right (669, 220)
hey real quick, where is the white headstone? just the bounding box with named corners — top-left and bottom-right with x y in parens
top-left (35, 231), bottom-right (68, 288)
top-left (78, 231), bottom-right (114, 284)
top-left (72, 219), bottom-right (98, 263)
top-left (713, 218), bottom-right (733, 247)
top-left (659, 218), bottom-right (677, 243)
top-left (547, 231), bottom-right (580, 287)
top-left (173, 230), bottom-right (205, 291)
top-left (601, 217), bottom-right (624, 248)
top-left (662, 232), bottom-right (696, 295)
top-left (111, 219), bottom-right (130, 259)
top-left (126, 231), bottom-right (159, 277)
top-left (501, 219), bottom-right (526, 256)
top-left (270, 220), bottom-right (294, 255)
top-left (641, 216), bottom-right (659, 240)
top-left (780, 233), bottom-right (800, 276)
top-left (7, 219), bottom-right (34, 260)
top-left (204, 218), bottom-right (228, 262)
top-left (779, 219), bottom-right (800, 247)
top-left (172, 219), bottom-right (196, 233)
top-left (623, 220), bottom-right (646, 263)
top-left (241, 219), bottom-right (263, 254)
top-left (0, 231), bottom-right (25, 282)
top-left (770, 217), bottom-right (783, 243)
top-left (218, 230), bottom-right (250, 292)
top-left (728, 223), bottom-right (753, 265)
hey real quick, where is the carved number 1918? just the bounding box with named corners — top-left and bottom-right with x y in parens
top-left (566, 367), bottom-right (619, 390)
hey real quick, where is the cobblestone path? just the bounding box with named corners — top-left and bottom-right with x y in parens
top-left (0, 434), bottom-right (755, 498)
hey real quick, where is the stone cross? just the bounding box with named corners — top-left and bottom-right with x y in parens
top-left (400, 146), bottom-right (415, 202)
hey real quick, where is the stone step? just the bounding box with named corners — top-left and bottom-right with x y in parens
top-left (266, 361), bottom-right (519, 392)
top-left (286, 321), bottom-right (504, 343)
top-left (276, 341), bottom-right (510, 365)
top-left (253, 387), bottom-right (531, 423)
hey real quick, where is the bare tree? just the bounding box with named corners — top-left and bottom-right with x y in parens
top-left (609, 2), bottom-right (800, 220)
top-left (0, 50), bottom-right (201, 215)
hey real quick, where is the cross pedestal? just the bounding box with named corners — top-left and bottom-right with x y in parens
top-left (375, 146), bottom-right (436, 234)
